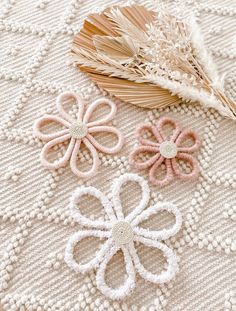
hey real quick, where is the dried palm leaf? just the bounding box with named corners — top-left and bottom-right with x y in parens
top-left (89, 74), bottom-right (181, 108)
top-left (93, 35), bottom-right (140, 63)
top-left (71, 5), bottom-right (236, 120)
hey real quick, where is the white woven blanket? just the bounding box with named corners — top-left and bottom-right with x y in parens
top-left (0, 0), bottom-right (235, 310)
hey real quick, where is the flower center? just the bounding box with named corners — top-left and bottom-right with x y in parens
top-left (70, 122), bottom-right (88, 139)
top-left (159, 141), bottom-right (177, 159)
top-left (112, 221), bottom-right (134, 246)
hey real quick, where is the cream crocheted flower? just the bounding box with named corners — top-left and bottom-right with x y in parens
top-left (33, 92), bottom-right (124, 178)
top-left (65, 173), bottom-right (182, 300)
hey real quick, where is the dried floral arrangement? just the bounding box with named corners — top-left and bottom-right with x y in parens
top-left (71, 5), bottom-right (236, 120)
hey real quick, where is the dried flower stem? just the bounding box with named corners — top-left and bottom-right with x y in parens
top-left (71, 5), bottom-right (236, 120)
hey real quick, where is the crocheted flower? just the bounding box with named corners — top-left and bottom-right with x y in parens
top-left (65, 173), bottom-right (182, 300)
top-left (33, 92), bottom-right (124, 178)
top-left (129, 117), bottom-right (201, 187)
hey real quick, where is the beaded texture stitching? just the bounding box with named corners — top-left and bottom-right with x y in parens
top-left (65, 173), bottom-right (182, 300)
top-left (0, 0), bottom-right (236, 310)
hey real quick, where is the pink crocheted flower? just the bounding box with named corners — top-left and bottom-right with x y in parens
top-left (129, 117), bottom-right (201, 187)
top-left (33, 92), bottom-right (124, 178)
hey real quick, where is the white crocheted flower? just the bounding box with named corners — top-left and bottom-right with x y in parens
top-left (65, 173), bottom-right (182, 300)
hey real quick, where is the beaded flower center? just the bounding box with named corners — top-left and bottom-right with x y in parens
top-left (70, 122), bottom-right (88, 139)
top-left (112, 221), bottom-right (134, 246)
top-left (159, 141), bottom-right (177, 159)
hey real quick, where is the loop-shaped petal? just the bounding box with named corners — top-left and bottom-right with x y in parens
top-left (132, 202), bottom-right (182, 240)
top-left (65, 230), bottom-right (112, 274)
top-left (135, 124), bottom-right (162, 147)
top-left (171, 152), bottom-right (199, 180)
top-left (70, 138), bottom-right (100, 179)
top-left (175, 129), bottom-right (201, 153)
top-left (156, 117), bottom-right (181, 142)
top-left (129, 145), bottom-right (161, 170)
top-left (56, 92), bottom-right (85, 123)
top-left (130, 236), bottom-right (178, 284)
top-left (149, 158), bottom-right (174, 187)
top-left (83, 98), bottom-right (117, 127)
top-left (40, 134), bottom-right (74, 169)
top-left (33, 115), bottom-right (70, 142)
top-left (111, 173), bottom-right (150, 222)
top-left (64, 173), bottom-right (183, 300)
top-left (70, 186), bottom-right (116, 229)
top-left (96, 245), bottom-right (136, 300)
top-left (87, 126), bottom-right (124, 154)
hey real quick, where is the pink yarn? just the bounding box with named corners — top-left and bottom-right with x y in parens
top-left (129, 117), bottom-right (201, 187)
top-left (33, 92), bottom-right (124, 178)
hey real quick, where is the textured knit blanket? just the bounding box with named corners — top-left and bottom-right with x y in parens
top-left (0, 0), bottom-right (236, 310)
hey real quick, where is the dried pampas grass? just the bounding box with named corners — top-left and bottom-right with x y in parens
top-left (71, 5), bottom-right (236, 120)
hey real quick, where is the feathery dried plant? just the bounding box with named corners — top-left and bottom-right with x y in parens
top-left (71, 5), bottom-right (236, 120)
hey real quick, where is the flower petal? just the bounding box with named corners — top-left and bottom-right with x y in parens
top-left (130, 236), bottom-right (178, 283)
top-left (70, 138), bottom-right (100, 179)
top-left (96, 245), bottom-right (136, 300)
top-left (56, 92), bottom-right (85, 123)
top-left (175, 129), bottom-right (201, 153)
top-left (65, 230), bottom-right (112, 274)
top-left (70, 186), bottom-right (116, 229)
top-left (33, 115), bottom-right (70, 141)
top-left (129, 145), bottom-right (161, 170)
top-left (156, 117), bottom-right (181, 142)
top-left (171, 152), bottom-right (199, 180)
top-left (135, 124), bottom-right (162, 147)
top-left (149, 158), bottom-right (174, 187)
top-left (88, 125), bottom-right (124, 154)
top-left (83, 98), bottom-right (117, 127)
top-left (132, 202), bottom-right (182, 240)
top-left (40, 134), bottom-right (74, 169)
top-left (111, 173), bottom-right (150, 222)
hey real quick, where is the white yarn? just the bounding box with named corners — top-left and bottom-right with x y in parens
top-left (96, 245), bottom-right (136, 300)
top-left (65, 231), bottom-right (112, 274)
top-left (69, 186), bottom-right (115, 229)
top-left (111, 173), bottom-right (150, 222)
top-left (132, 202), bottom-right (182, 240)
top-left (65, 173), bottom-right (182, 300)
top-left (130, 236), bottom-right (179, 283)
